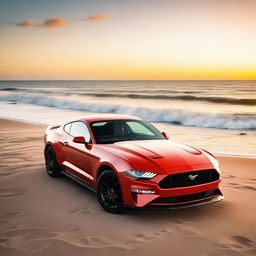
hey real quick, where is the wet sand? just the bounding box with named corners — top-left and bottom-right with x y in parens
top-left (0, 118), bottom-right (255, 256)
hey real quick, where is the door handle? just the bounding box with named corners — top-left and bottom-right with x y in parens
top-left (64, 141), bottom-right (69, 146)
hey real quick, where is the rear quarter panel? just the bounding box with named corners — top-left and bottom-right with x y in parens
top-left (44, 125), bottom-right (66, 165)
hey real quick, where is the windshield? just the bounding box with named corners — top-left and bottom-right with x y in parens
top-left (91, 119), bottom-right (165, 144)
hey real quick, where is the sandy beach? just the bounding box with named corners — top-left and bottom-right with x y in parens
top-left (0, 118), bottom-right (256, 256)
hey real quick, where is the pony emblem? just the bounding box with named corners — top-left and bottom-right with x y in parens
top-left (188, 174), bottom-right (198, 181)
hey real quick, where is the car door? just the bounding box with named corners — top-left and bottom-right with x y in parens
top-left (62, 121), bottom-right (93, 184)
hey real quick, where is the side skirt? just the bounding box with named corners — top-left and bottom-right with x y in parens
top-left (61, 170), bottom-right (96, 193)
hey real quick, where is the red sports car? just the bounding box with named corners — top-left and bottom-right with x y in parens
top-left (44, 114), bottom-right (223, 213)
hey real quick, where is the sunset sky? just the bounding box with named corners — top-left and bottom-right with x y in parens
top-left (0, 0), bottom-right (256, 80)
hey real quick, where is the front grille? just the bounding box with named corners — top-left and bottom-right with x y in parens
top-left (151, 189), bottom-right (219, 204)
top-left (158, 169), bottom-right (219, 189)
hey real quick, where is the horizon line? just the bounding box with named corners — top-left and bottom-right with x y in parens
top-left (1, 79), bottom-right (256, 81)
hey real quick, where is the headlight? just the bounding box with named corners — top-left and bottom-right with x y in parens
top-left (124, 170), bottom-right (157, 179)
top-left (203, 150), bottom-right (221, 174)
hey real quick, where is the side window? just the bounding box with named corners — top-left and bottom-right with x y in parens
top-left (70, 121), bottom-right (91, 142)
top-left (64, 123), bottom-right (72, 134)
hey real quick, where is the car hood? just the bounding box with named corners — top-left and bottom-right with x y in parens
top-left (105, 140), bottom-right (214, 174)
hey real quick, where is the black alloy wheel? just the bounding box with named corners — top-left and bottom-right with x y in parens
top-left (45, 146), bottom-right (61, 177)
top-left (97, 170), bottom-right (123, 213)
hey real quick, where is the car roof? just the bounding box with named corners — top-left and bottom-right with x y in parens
top-left (70, 114), bottom-right (143, 124)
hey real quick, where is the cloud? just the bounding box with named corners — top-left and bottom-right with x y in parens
top-left (16, 17), bottom-right (67, 29)
top-left (16, 20), bottom-right (38, 27)
top-left (41, 17), bottom-right (68, 29)
top-left (15, 14), bottom-right (108, 29)
top-left (87, 14), bottom-right (110, 22)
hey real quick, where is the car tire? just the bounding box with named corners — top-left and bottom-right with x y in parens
top-left (97, 169), bottom-right (124, 213)
top-left (45, 146), bottom-right (61, 177)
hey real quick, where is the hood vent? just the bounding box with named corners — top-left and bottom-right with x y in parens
top-left (148, 155), bottom-right (164, 159)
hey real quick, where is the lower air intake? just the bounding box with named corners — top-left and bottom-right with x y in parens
top-left (151, 189), bottom-right (219, 204)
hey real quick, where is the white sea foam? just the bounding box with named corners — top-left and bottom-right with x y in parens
top-left (1, 93), bottom-right (256, 130)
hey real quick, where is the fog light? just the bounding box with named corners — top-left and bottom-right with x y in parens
top-left (131, 188), bottom-right (155, 194)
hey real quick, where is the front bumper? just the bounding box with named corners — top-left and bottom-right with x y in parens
top-left (124, 194), bottom-right (224, 210)
top-left (120, 172), bottom-right (223, 208)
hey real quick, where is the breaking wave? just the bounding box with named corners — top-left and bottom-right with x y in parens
top-left (80, 93), bottom-right (256, 106)
top-left (1, 88), bottom-right (256, 105)
top-left (1, 87), bottom-right (19, 91)
top-left (1, 93), bottom-right (255, 130)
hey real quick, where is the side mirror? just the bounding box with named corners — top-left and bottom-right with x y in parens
top-left (73, 136), bottom-right (87, 144)
top-left (161, 132), bottom-right (169, 139)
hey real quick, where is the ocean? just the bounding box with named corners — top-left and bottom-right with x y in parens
top-left (0, 80), bottom-right (255, 130)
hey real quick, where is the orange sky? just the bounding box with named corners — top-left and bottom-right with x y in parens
top-left (0, 0), bottom-right (256, 80)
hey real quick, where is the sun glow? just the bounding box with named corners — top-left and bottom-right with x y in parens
top-left (0, 0), bottom-right (255, 79)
